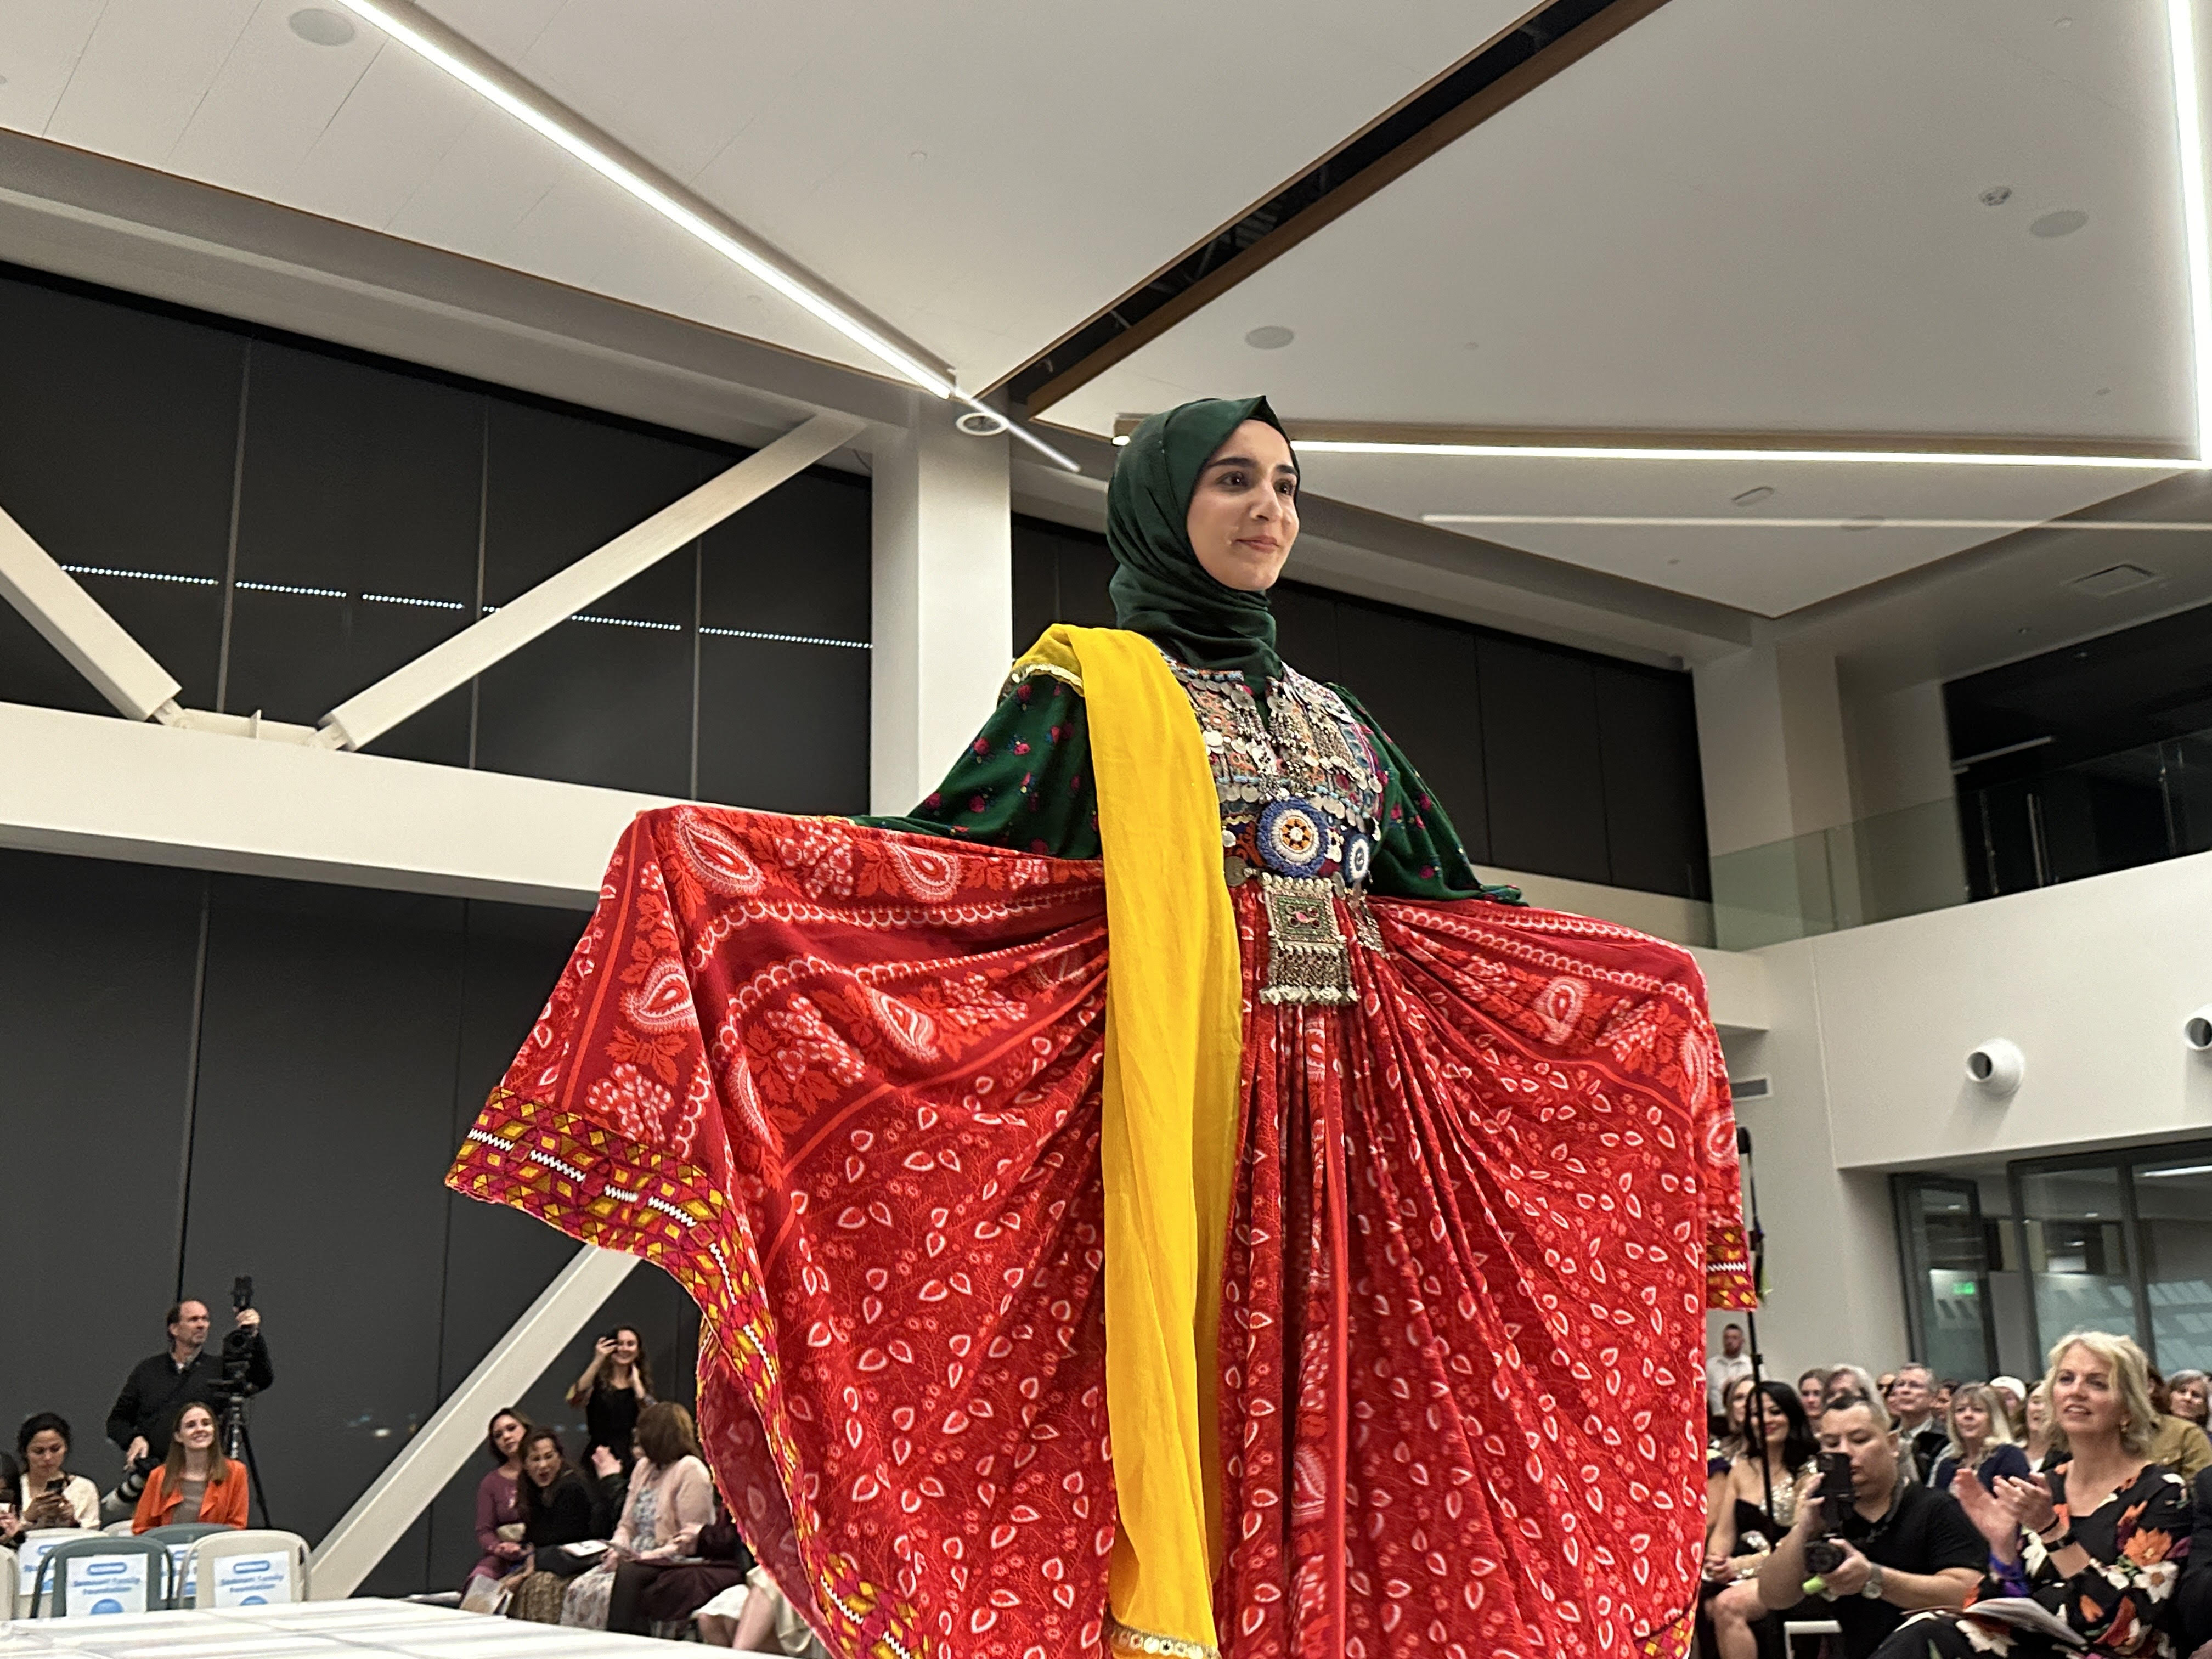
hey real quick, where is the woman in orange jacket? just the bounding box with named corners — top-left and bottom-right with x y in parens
top-left (131, 1401), bottom-right (249, 1531)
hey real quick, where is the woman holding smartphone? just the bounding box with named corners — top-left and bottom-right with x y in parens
top-left (566, 1327), bottom-right (653, 1468)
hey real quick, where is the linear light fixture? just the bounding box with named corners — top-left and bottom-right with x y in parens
top-left (1423, 515), bottom-right (2212, 530)
top-left (328, 0), bottom-right (1080, 472)
top-left (1115, 10), bottom-right (2212, 471)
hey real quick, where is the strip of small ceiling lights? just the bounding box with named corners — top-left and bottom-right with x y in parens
top-left (327, 0), bottom-right (1078, 471)
top-left (1423, 515), bottom-right (2212, 530)
top-left (1106, 0), bottom-right (2212, 473)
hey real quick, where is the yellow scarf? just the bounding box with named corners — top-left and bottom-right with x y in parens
top-left (1010, 626), bottom-right (1240, 1657)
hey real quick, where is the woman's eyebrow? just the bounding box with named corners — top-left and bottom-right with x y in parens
top-left (1204, 454), bottom-right (1260, 471)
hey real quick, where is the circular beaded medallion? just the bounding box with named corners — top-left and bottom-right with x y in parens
top-left (1344, 832), bottom-right (1373, 886)
top-left (1256, 797), bottom-right (1329, 878)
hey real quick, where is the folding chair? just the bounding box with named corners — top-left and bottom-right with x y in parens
top-left (29, 1534), bottom-right (169, 1617)
top-left (13, 1528), bottom-right (92, 1613)
top-left (1782, 1617), bottom-right (1842, 1657)
top-left (182, 1528), bottom-right (311, 1608)
top-left (142, 1522), bottom-right (229, 1607)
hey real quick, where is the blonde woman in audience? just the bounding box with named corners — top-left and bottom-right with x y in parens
top-left (1928, 1383), bottom-right (2029, 1493)
top-left (561, 1402), bottom-right (714, 1632)
top-left (2023, 1379), bottom-right (2057, 1470)
top-left (1989, 1374), bottom-right (2029, 1439)
top-left (1870, 1329), bottom-right (2188, 1658)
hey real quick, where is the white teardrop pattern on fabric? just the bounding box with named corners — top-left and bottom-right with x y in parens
top-left (887, 839), bottom-right (963, 902)
top-left (676, 809), bottom-right (768, 895)
top-left (1536, 975), bottom-right (1589, 1045)
top-left (862, 984), bottom-right (942, 1065)
top-left (623, 957), bottom-right (697, 1032)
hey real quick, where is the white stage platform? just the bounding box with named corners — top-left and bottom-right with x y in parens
top-left (0, 1598), bottom-right (756, 1656)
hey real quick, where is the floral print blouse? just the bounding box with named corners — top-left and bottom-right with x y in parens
top-left (1973, 1462), bottom-right (2191, 1656)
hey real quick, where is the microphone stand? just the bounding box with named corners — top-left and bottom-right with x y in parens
top-left (1737, 1126), bottom-right (1774, 1526)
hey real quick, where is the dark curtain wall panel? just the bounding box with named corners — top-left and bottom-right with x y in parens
top-left (0, 262), bottom-right (875, 819)
top-left (0, 854), bottom-right (206, 1491)
top-left (225, 342), bottom-right (484, 765)
top-left (0, 275), bottom-right (240, 715)
top-left (1008, 515), bottom-right (1706, 897)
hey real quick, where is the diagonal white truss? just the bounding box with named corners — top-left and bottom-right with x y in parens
top-left (0, 411), bottom-right (865, 751)
top-left (308, 1245), bottom-right (639, 1598)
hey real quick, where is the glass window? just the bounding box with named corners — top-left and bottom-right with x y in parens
top-left (1893, 1177), bottom-right (1995, 1383)
top-left (2017, 1164), bottom-right (2140, 1350)
top-left (2136, 1154), bottom-right (2212, 1373)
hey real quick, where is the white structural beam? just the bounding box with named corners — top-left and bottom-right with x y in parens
top-left (322, 412), bottom-right (867, 751)
top-left (871, 394), bottom-right (1013, 813)
top-left (310, 1245), bottom-right (638, 1598)
top-left (0, 504), bottom-right (182, 721)
top-left (0, 699), bottom-right (663, 906)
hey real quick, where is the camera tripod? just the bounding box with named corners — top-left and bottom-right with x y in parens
top-left (216, 1389), bottom-right (272, 1530)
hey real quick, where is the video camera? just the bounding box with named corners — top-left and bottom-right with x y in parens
top-left (1803, 1451), bottom-right (1858, 1589)
top-left (204, 1277), bottom-right (260, 1410)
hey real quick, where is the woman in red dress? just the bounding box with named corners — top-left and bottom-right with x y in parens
top-left (452, 397), bottom-right (1749, 1659)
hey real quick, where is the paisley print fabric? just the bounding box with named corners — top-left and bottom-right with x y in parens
top-left (450, 806), bottom-right (1749, 1659)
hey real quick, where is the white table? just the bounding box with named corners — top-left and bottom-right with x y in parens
top-left (0, 1598), bottom-right (768, 1656)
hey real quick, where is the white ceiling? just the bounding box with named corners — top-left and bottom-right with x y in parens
top-left (1048, 0), bottom-right (2202, 614)
top-left (0, 0), bottom-right (1531, 389)
top-left (3, 0), bottom-right (2201, 619)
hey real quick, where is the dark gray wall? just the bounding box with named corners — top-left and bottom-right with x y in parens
top-left (0, 850), bottom-right (701, 1595)
top-left (1012, 515), bottom-right (1711, 900)
top-left (0, 261), bottom-right (872, 809)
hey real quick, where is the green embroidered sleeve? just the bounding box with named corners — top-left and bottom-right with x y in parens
top-left (1333, 686), bottom-right (1524, 905)
top-left (855, 669), bottom-right (1102, 859)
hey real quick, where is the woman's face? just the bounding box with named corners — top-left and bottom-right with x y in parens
top-left (2026, 1390), bottom-right (2051, 1434)
top-left (2052, 1345), bottom-right (2125, 1439)
top-left (24, 1430), bottom-right (65, 1479)
top-left (1798, 1376), bottom-right (1826, 1418)
top-left (492, 1414), bottom-right (526, 1460)
top-left (1753, 1393), bottom-right (1790, 1446)
top-left (524, 1440), bottom-right (562, 1488)
top-left (1952, 1398), bottom-right (1988, 1444)
top-left (1185, 420), bottom-right (1298, 592)
top-left (176, 1407), bottom-right (217, 1454)
top-left (1726, 1378), bottom-right (1753, 1429)
top-left (612, 1330), bottom-right (641, 1366)
top-left (2175, 1376), bottom-right (2209, 1423)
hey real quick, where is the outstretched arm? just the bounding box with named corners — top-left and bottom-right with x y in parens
top-left (857, 669), bottom-right (1101, 859)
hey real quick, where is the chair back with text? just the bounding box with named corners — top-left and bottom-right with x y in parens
top-left (29, 1534), bottom-right (168, 1617)
top-left (13, 1529), bottom-right (92, 1615)
top-left (183, 1528), bottom-right (309, 1609)
top-left (143, 1522), bottom-right (229, 1606)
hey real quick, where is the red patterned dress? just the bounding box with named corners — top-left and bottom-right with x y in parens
top-left (450, 649), bottom-right (1750, 1659)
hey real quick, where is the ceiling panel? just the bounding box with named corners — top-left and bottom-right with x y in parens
top-left (0, 0), bottom-right (1535, 392)
top-left (1048, 0), bottom-right (2200, 612)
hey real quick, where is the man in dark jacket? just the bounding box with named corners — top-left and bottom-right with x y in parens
top-left (106, 1299), bottom-right (273, 1466)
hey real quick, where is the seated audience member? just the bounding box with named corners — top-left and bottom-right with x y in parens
top-left (1929, 1383), bottom-right (2031, 1493)
top-left (1826, 1364), bottom-right (1883, 1410)
top-left (2167, 1368), bottom-right (2210, 1429)
top-left (1704, 1382), bottom-right (1819, 1659)
top-left (695, 1565), bottom-right (832, 1656)
top-left (0, 1446), bottom-right (21, 1544)
top-left (630, 1492), bottom-right (754, 1634)
top-left (130, 1402), bottom-right (247, 1531)
top-left (1989, 1374), bottom-right (2029, 1438)
top-left (1755, 1392), bottom-right (1982, 1659)
top-left (1711, 1374), bottom-right (1757, 1472)
top-left (1886, 1364), bottom-right (1948, 1485)
top-left (1798, 1368), bottom-right (1831, 1423)
top-left (2147, 1365), bottom-right (2212, 1479)
top-left (2023, 1379), bottom-right (2057, 1470)
top-left (505, 1429), bottom-right (618, 1624)
top-left (561, 1401), bottom-right (714, 1632)
top-left (462, 1408), bottom-right (531, 1609)
top-left (1867, 1330), bottom-right (2188, 1658)
top-left (16, 1413), bottom-right (100, 1530)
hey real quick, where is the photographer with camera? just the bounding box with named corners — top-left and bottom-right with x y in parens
top-left (105, 1285), bottom-right (272, 1510)
top-left (1756, 1392), bottom-right (1982, 1658)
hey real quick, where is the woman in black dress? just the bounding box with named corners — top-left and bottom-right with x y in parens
top-left (1871, 1331), bottom-right (2189, 1658)
top-left (1704, 1383), bottom-right (1819, 1659)
top-left (505, 1429), bottom-right (621, 1624)
top-left (566, 1325), bottom-right (653, 1465)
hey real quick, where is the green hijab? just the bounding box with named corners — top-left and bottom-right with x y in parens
top-left (1106, 396), bottom-right (1294, 693)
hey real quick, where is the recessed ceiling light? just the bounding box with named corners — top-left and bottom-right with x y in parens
top-left (1980, 185), bottom-right (2014, 207)
top-left (1730, 484), bottom-right (1775, 506)
top-left (289, 7), bottom-right (357, 45)
top-left (909, 149), bottom-right (927, 162)
top-left (2057, 14), bottom-right (2073, 26)
top-left (2031, 208), bottom-right (2090, 238)
top-left (2070, 562), bottom-right (2161, 596)
top-left (1244, 325), bottom-right (1295, 351)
